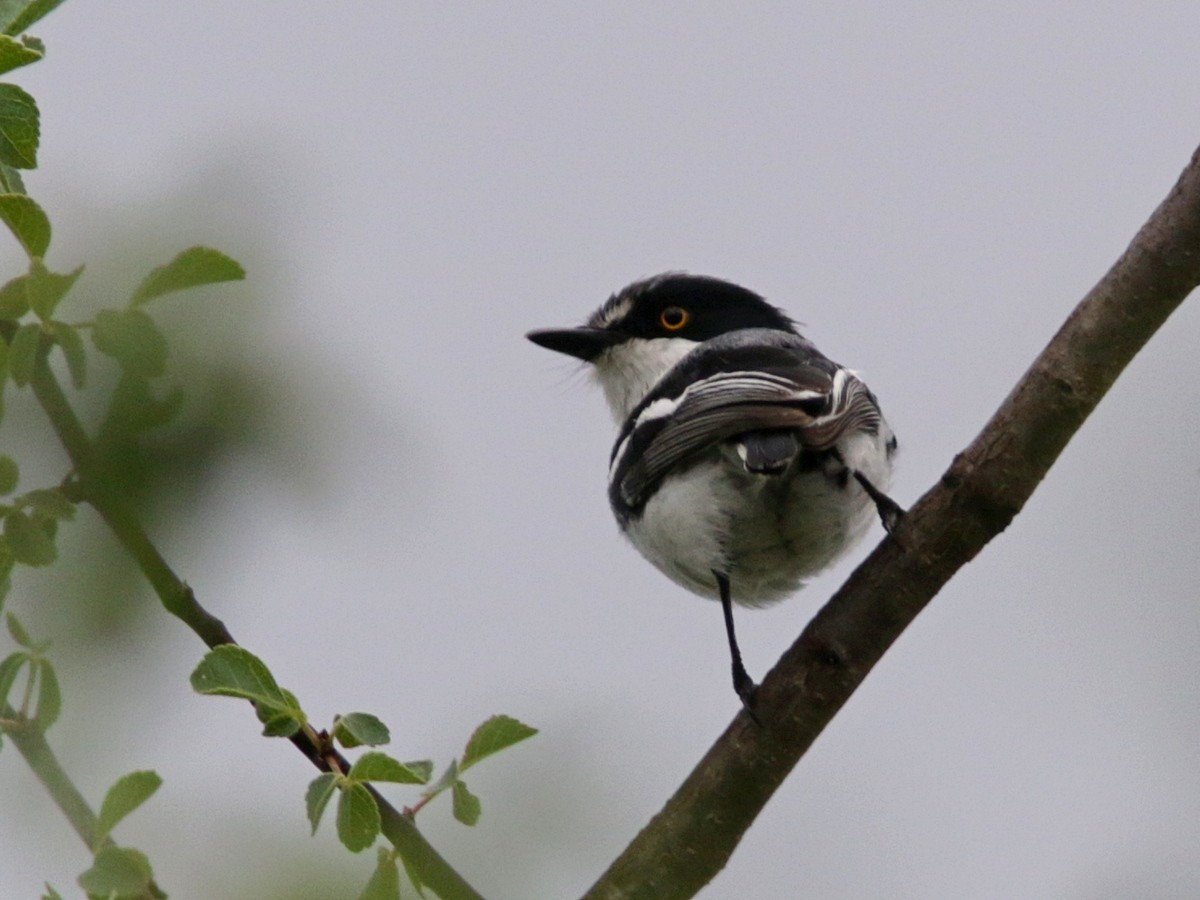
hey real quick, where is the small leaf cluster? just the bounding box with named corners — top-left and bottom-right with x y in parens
top-left (71, 772), bottom-right (164, 900)
top-left (0, 462), bottom-right (75, 569)
top-left (418, 714), bottom-right (540, 828)
top-left (0, 565), bottom-right (58, 750)
top-left (309, 712), bottom-right (537, 856)
top-left (306, 752), bottom-right (433, 855)
top-left (1, 587), bottom-right (163, 898)
top-left (343, 714), bottom-right (537, 899)
top-left (0, 237), bottom-right (244, 567)
top-left (0, 24), bottom-right (45, 185)
top-left (0, 605), bottom-right (59, 734)
top-left (190, 646), bottom-right (430, 854)
top-left (189, 644), bottom-right (537, 898)
top-left (73, 770), bottom-right (164, 899)
top-left (0, 241), bottom-right (244, 425)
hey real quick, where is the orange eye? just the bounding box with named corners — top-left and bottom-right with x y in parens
top-left (659, 306), bottom-right (689, 331)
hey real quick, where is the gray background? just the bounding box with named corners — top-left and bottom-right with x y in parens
top-left (1, 3), bottom-right (1198, 898)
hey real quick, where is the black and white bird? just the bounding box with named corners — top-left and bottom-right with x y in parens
top-left (528, 273), bottom-right (900, 712)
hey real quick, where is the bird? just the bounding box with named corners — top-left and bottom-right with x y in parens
top-left (527, 273), bottom-right (900, 714)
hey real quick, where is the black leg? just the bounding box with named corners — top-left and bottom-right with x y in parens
top-left (714, 570), bottom-right (760, 721)
top-left (853, 471), bottom-right (905, 534)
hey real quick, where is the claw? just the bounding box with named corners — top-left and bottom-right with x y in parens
top-left (853, 471), bottom-right (905, 535)
top-left (733, 663), bottom-right (762, 726)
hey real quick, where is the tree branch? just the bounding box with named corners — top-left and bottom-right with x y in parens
top-left (583, 144), bottom-right (1200, 900)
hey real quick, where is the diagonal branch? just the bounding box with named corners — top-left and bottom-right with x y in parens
top-left (583, 143), bottom-right (1200, 900)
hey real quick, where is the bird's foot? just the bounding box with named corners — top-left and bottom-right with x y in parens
top-left (853, 471), bottom-right (906, 536)
top-left (876, 494), bottom-right (906, 535)
top-left (732, 661), bottom-right (762, 726)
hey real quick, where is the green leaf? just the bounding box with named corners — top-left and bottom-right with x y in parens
top-left (460, 714), bottom-right (538, 772)
top-left (91, 308), bottom-right (167, 377)
top-left (101, 373), bottom-right (183, 436)
top-left (40, 883), bottom-right (62, 900)
top-left (5, 608), bottom-right (29, 645)
top-left (22, 488), bottom-right (75, 520)
top-left (336, 781), bottom-right (381, 853)
top-left (420, 758), bottom-right (459, 801)
top-left (256, 694), bottom-right (304, 736)
top-left (358, 847), bottom-right (402, 900)
top-left (130, 246), bottom-right (245, 307)
top-left (0, 0), bottom-right (65, 35)
top-left (4, 508), bottom-right (53, 565)
top-left (190, 645), bottom-right (306, 735)
top-left (0, 651), bottom-right (26, 705)
top-left (347, 752), bottom-right (431, 786)
top-left (0, 160), bottom-right (22, 192)
top-left (0, 35), bottom-right (39, 75)
top-left (260, 713), bottom-right (302, 738)
top-left (0, 83), bottom-right (37, 168)
top-left (190, 645), bottom-right (287, 702)
top-left (451, 779), bottom-right (481, 826)
top-left (0, 551), bottom-right (11, 605)
top-left (0, 192), bottom-right (47, 256)
top-left (0, 272), bottom-right (27, 316)
top-left (26, 262), bottom-right (81, 320)
top-left (400, 759), bottom-right (433, 784)
top-left (0, 454), bottom-right (16, 494)
top-left (334, 712), bottom-right (391, 749)
top-left (32, 656), bottom-right (57, 728)
top-left (94, 770), bottom-right (162, 849)
top-left (46, 320), bottom-right (85, 386)
top-left (76, 845), bottom-right (153, 897)
top-left (0, 332), bottom-right (7, 414)
top-left (8, 320), bottom-right (39, 386)
top-left (305, 772), bottom-right (338, 835)
top-left (398, 850), bottom-right (427, 898)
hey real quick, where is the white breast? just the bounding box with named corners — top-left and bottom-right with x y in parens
top-left (622, 426), bottom-right (894, 607)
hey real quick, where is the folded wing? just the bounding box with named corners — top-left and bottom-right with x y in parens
top-left (610, 362), bottom-right (882, 514)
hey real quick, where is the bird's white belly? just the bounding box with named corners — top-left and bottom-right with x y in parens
top-left (622, 430), bottom-right (891, 607)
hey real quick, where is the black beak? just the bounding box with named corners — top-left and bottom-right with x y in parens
top-left (526, 326), bottom-right (625, 362)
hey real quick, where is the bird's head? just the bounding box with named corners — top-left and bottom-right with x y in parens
top-left (527, 273), bottom-right (796, 421)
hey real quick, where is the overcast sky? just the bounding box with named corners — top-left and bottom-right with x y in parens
top-left (2, 4), bottom-right (1199, 899)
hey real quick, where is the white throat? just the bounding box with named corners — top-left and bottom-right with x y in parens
top-left (592, 336), bottom-right (697, 423)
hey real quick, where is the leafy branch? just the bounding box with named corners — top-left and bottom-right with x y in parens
top-left (0, 5), bottom-right (537, 897)
top-left (1, 606), bottom-right (166, 899)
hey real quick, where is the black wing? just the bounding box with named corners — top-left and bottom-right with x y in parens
top-left (608, 339), bottom-right (882, 517)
